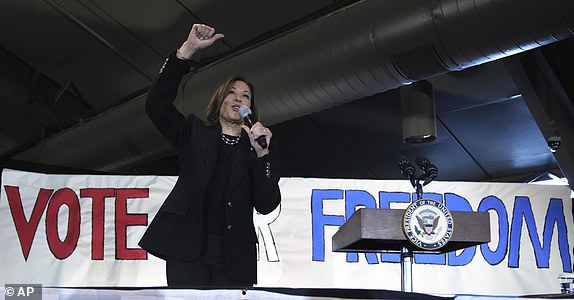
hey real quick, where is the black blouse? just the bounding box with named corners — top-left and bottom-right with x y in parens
top-left (204, 134), bottom-right (239, 235)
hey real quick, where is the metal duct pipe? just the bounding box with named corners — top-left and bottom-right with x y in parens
top-left (15, 0), bottom-right (574, 171)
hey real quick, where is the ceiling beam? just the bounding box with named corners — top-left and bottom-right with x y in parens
top-left (43, 0), bottom-right (155, 81)
top-left (505, 48), bottom-right (574, 190)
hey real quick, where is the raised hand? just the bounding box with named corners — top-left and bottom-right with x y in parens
top-left (177, 24), bottom-right (224, 60)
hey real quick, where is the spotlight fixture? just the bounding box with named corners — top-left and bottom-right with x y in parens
top-left (548, 136), bottom-right (561, 153)
top-left (400, 80), bottom-right (437, 143)
top-left (548, 121), bottom-right (561, 153)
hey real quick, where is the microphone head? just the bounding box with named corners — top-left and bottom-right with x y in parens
top-left (239, 105), bottom-right (252, 118)
top-left (398, 159), bottom-right (415, 176)
top-left (415, 157), bottom-right (438, 186)
top-left (415, 157), bottom-right (430, 170)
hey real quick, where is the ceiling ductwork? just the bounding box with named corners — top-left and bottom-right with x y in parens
top-left (15, 0), bottom-right (574, 171)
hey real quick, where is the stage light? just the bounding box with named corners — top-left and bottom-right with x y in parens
top-left (547, 120), bottom-right (561, 153)
top-left (400, 80), bottom-right (436, 143)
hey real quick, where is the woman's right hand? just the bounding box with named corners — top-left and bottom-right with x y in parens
top-left (177, 24), bottom-right (224, 60)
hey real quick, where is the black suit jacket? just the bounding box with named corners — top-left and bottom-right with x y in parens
top-left (138, 53), bottom-right (281, 284)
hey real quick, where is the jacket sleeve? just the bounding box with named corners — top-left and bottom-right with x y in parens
top-left (250, 148), bottom-right (282, 215)
top-left (146, 52), bottom-right (195, 148)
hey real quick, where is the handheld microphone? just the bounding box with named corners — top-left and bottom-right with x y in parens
top-left (239, 105), bottom-right (268, 149)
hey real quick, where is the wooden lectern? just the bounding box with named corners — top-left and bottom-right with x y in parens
top-left (332, 208), bottom-right (490, 292)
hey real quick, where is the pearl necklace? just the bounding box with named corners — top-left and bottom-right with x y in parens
top-left (221, 134), bottom-right (240, 145)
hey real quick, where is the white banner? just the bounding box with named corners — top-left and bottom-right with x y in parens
top-left (0, 169), bottom-right (572, 296)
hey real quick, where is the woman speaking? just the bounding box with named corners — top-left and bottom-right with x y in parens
top-left (139, 23), bottom-right (281, 288)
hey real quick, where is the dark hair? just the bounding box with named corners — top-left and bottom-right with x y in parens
top-left (204, 76), bottom-right (257, 126)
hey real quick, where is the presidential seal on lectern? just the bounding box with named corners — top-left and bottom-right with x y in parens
top-left (402, 199), bottom-right (454, 250)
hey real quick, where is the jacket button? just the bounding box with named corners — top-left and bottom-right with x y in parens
top-left (227, 201), bottom-right (232, 207)
top-left (227, 224), bottom-right (233, 230)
